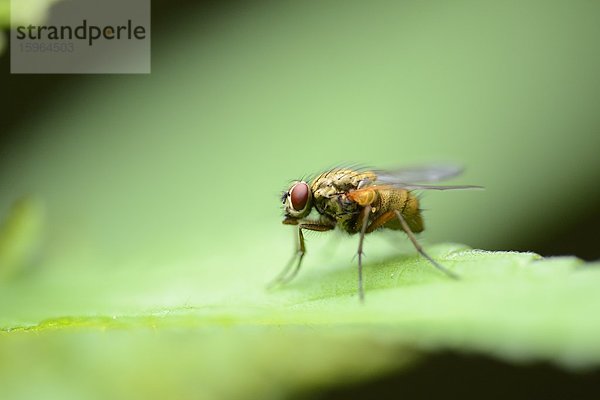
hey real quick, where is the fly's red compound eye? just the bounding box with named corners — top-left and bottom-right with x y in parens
top-left (290, 182), bottom-right (309, 211)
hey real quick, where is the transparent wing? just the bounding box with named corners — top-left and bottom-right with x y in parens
top-left (385, 183), bottom-right (483, 191)
top-left (374, 164), bottom-right (462, 183)
top-left (370, 164), bottom-right (482, 190)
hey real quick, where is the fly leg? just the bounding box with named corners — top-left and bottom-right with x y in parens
top-left (356, 205), bottom-right (372, 303)
top-left (273, 226), bottom-right (307, 286)
top-left (268, 221), bottom-right (334, 288)
top-left (354, 209), bottom-right (459, 290)
top-left (394, 210), bottom-right (459, 280)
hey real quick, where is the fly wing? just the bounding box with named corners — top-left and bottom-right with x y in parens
top-left (374, 164), bottom-right (462, 183)
top-left (371, 164), bottom-right (482, 191)
top-left (386, 183), bottom-right (483, 190)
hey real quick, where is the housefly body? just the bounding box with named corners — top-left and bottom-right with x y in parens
top-left (273, 164), bottom-right (481, 302)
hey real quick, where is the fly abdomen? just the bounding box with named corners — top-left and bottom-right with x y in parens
top-left (377, 189), bottom-right (424, 233)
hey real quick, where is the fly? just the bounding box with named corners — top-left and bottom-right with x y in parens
top-left (272, 164), bottom-right (481, 302)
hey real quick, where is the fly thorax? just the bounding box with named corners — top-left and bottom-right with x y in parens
top-left (311, 169), bottom-right (375, 217)
top-left (315, 192), bottom-right (359, 219)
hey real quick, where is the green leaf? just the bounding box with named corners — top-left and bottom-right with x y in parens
top-left (0, 196), bottom-right (45, 281)
top-left (0, 0), bottom-right (61, 54)
top-left (0, 0), bottom-right (8, 27)
top-left (5, 0), bottom-right (59, 26)
top-left (1, 243), bottom-right (599, 399)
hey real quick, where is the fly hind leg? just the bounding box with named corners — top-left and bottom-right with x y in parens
top-left (393, 210), bottom-right (459, 280)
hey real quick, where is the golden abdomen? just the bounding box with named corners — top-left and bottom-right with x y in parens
top-left (375, 189), bottom-right (424, 233)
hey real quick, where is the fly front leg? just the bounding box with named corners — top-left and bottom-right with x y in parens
top-left (268, 219), bottom-right (335, 288)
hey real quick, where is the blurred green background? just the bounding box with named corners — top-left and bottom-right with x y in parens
top-left (1, 0), bottom-right (600, 399)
